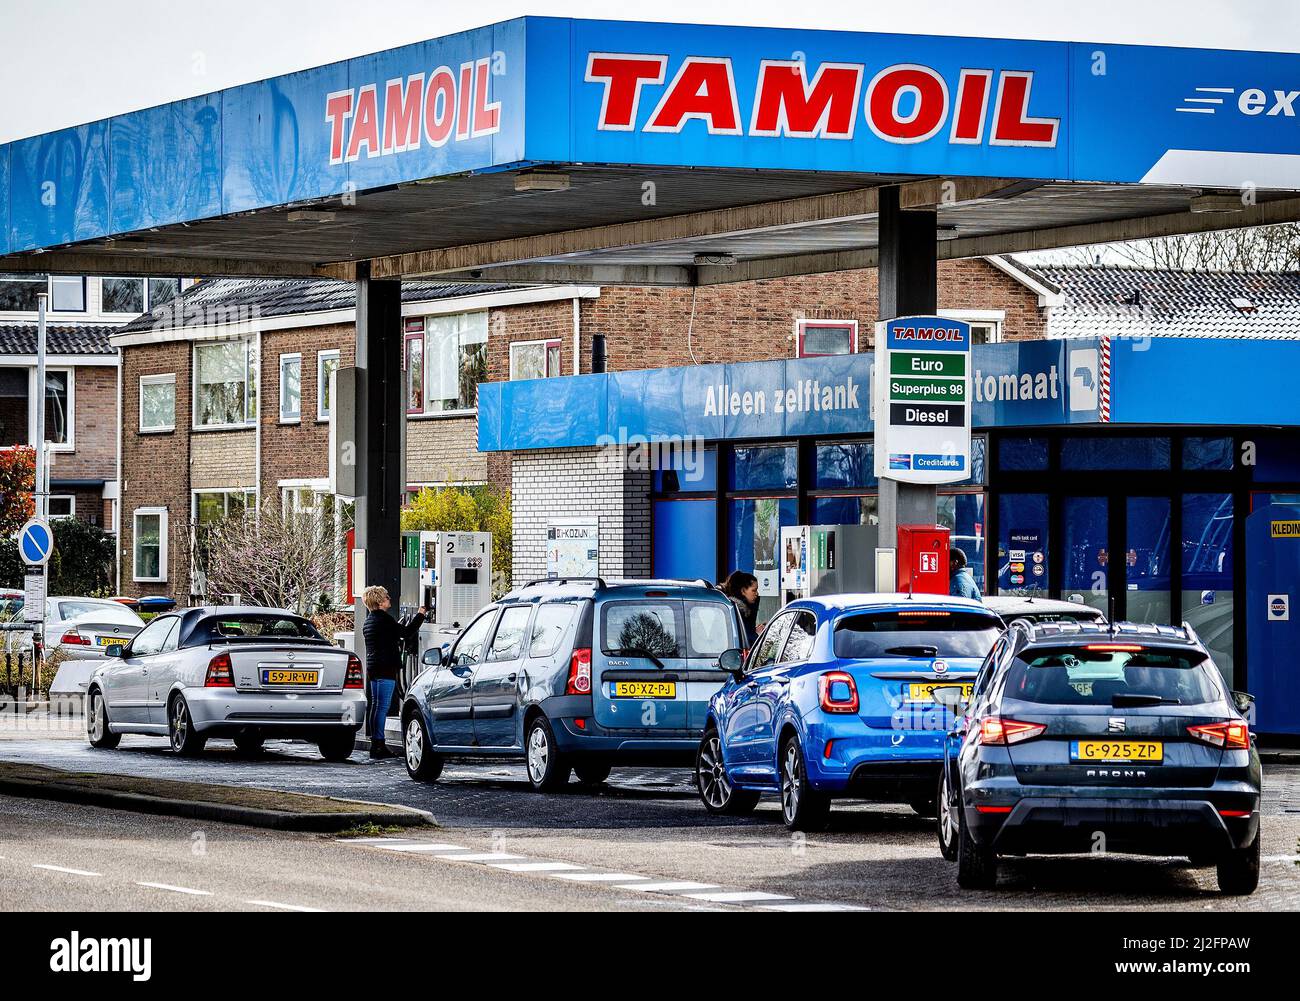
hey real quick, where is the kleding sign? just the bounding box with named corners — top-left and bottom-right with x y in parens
top-left (874, 316), bottom-right (972, 485)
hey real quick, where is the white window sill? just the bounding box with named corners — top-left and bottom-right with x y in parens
top-left (139, 426), bottom-right (176, 435)
top-left (192, 423), bottom-right (256, 433)
top-left (279, 416), bottom-right (301, 425)
top-left (133, 578), bottom-right (167, 584)
top-left (407, 409), bottom-right (477, 421)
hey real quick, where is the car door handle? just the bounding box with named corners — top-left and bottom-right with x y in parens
top-left (462, 678), bottom-right (472, 688)
top-left (507, 673), bottom-right (518, 683)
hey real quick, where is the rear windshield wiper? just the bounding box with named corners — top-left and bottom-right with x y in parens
top-left (1111, 693), bottom-right (1180, 707)
top-left (885, 645), bottom-right (941, 658)
top-left (606, 647), bottom-right (668, 669)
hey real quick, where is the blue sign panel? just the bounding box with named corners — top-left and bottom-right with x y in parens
top-left (18, 518), bottom-right (54, 567)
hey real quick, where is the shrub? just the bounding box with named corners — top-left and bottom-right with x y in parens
top-left (402, 484), bottom-right (512, 596)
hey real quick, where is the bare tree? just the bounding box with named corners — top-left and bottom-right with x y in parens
top-left (203, 497), bottom-right (338, 616)
top-left (1053, 223), bottom-right (1300, 271)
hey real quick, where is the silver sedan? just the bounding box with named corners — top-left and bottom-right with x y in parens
top-left (87, 606), bottom-right (367, 760)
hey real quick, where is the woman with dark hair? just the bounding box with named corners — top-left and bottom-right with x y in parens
top-left (723, 570), bottom-right (760, 647)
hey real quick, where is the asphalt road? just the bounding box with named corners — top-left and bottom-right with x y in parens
top-left (2, 729), bottom-right (1299, 911)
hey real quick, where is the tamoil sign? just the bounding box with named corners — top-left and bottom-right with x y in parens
top-left (874, 316), bottom-right (972, 485)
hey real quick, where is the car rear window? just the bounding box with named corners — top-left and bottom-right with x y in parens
top-left (195, 614), bottom-right (324, 643)
top-left (832, 610), bottom-right (1001, 660)
top-left (602, 602), bottom-right (680, 659)
top-left (1004, 646), bottom-right (1221, 706)
top-left (686, 601), bottom-right (738, 659)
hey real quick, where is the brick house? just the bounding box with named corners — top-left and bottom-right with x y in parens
top-left (110, 257), bottom-right (1056, 599)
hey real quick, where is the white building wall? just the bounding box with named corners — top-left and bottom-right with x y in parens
top-left (511, 447), bottom-right (652, 584)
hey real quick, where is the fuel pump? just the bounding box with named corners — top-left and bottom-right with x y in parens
top-left (399, 530), bottom-right (494, 664)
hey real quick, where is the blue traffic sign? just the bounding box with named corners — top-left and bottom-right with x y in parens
top-left (18, 518), bottom-right (54, 567)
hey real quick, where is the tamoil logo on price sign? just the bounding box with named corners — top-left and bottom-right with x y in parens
top-left (874, 316), bottom-right (972, 485)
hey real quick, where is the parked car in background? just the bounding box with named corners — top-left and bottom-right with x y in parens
top-left (400, 578), bottom-right (743, 792)
top-left (984, 596), bottom-right (1107, 629)
top-left (936, 620), bottom-right (1261, 894)
top-left (46, 598), bottom-right (146, 660)
top-left (86, 606), bottom-right (366, 760)
top-left (696, 594), bottom-right (1003, 830)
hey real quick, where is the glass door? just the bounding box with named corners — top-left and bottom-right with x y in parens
top-left (1061, 496), bottom-right (1109, 615)
top-left (1125, 496), bottom-right (1172, 625)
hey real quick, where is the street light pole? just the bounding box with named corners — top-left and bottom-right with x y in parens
top-left (35, 292), bottom-right (48, 521)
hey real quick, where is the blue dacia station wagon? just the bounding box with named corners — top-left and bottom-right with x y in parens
top-left (400, 578), bottom-right (743, 792)
top-left (696, 593), bottom-right (1003, 830)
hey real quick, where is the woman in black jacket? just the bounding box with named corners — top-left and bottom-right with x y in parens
top-left (722, 570), bottom-right (761, 648)
top-left (360, 586), bottom-right (426, 759)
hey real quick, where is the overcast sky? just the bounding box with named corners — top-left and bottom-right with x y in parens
top-left (2, 0), bottom-right (1299, 144)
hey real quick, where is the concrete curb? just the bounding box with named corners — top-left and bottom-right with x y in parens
top-left (0, 776), bottom-right (435, 833)
top-left (1260, 750), bottom-right (1300, 765)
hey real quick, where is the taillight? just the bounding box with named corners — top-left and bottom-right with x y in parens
top-left (1187, 721), bottom-right (1250, 750)
top-left (818, 671), bottom-right (858, 714)
top-left (344, 654), bottom-right (364, 690)
top-left (204, 652), bottom-right (234, 688)
top-left (60, 630), bottom-right (91, 647)
top-left (979, 717), bottom-right (1046, 745)
top-left (566, 648), bottom-right (592, 696)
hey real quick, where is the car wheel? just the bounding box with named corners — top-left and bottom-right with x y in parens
top-left (86, 689), bottom-right (120, 750)
top-left (956, 796), bottom-right (998, 890)
top-left (168, 695), bottom-right (207, 757)
top-left (403, 714), bottom-right (444, 783)
top-left (573, 760), bottom-right (612, 787)
top-left (937, 768), bottom-right (959, 862)
top-left (1217, 830), bottom-right (1261, 895)
top-left (696, 727), bottom-right (759, 816)
top-left (779, 736), bottom-right (830, 832)
top-left (317, 731), bottom-right (356, 762)
top-left (233, 731), bottom-right (264, 757)
top-left (525, 715), bottom-right (571, 792)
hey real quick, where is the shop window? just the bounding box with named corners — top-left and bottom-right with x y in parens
top-left (812, 495), bottom-right (877, 527)
top-left (997, 493), bottom-right (1049, 597)
top-left (1249, 434), bottom-right (1300, 482)
top-left (653, 498), bottom-right (718, 582)
top-left (1061, 495), bottom-right (1108, 614)
top-left (133, 508), bottom-right (168, 582)
top-left (139, 374), bottom-right (176, 432)
top-left (279, 354), bottom-right (301, 422)
top-left (510, 339), bottom-right (563, 381)
top-left (102, 277), bottom-right (146, 314)
top-left (1061, 436), bottom-right (1170, 471)
top-left (0, 273), bottom-right (45, 312)
top-left (796, 320), bottom-right (857, 357)
top-left (956, 435), bottom-right (988, 486)
top-left (195, 340), bottom-right (257, 427)
top-left (653, 446), bottom-right (717, 493)
top-left (999, 436), bottom-right (1049, 472)
top-left (815, 442), bottom-right (876, 490)
top-left (1126, 496), bottom-right (1172, 625)
top-left (1182, 493), bottom-right (1235, 685)
top-left (317, 350), bottom-right (340, 420)
top-left (727, 497), bottom-right (798, 622)
top-left (730, 444), bottom-right (797, 492)
top-left (50, 276), bottom-right (86, 312)
top-left (1182, 436), bottom-right (1234, 471)
top-left (939, 493), bottom-right (987, 593)
top-left (425, 312), bottom-right (488, 413)
top-left (44, 370), bottom-right (72, 448)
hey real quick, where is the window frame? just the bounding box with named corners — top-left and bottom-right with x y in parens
top-left (132, 507), bottom-right (169, 583)
top-left (278, 352), bottom-right (302, 424)
top-left (192, 338), bottom-right (257, 430)
top-left (49, 275), bottom-right (87, 313)
top-left (48, 495), bottom-right (75, 520)
top-left (42, 367), bottom-right (75, 452)
top-left (795, 319), bottom-right (858, 358)
top-left (0, 273), bottom-right (48, 313)
top-left (420, 310), bottom-right (488, 417)
top-left (404, 327), bottom-right (425, 415)
top-left (138, 373), bottom-right (177, 433)
top-left (509, 338), bottom-right (564, 381)
top-left (100, 276), bottom-right (148, 316)
top-left (317, 349), bottom-right (341, 422)
top-left (939, 308), bottom-right (1004, 345)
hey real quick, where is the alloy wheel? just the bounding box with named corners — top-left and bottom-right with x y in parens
top-left (170, 699), bottom-right (188, 751)
top-left (527, 725), bottom-right (549, 784)
top-left (939, 772), bottom-right (957, 849)
top-left (89, 694), bottom-right (105, 742)
top-left (782, 743), bottom-right (801, 821)
top-left (405, 719), bottom-right (423, 770)
top-left (698, 733), bottom-right (731, 809)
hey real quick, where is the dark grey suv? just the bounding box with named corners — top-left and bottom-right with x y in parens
top-left (937, 620), bottom-right (1262, 895)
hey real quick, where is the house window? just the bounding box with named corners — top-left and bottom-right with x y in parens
top-left (425, 312), bottom-right (487, 413)
top-left (44, 370), bottom-right (73, 448)
top-left (139, 374), bottom-right (176, 432)
top-left (192, 489), bottom-right (256, 579)
top-left (796, 320), bottom-right (857, 357)
top-left (148, 278), bottom-right (181, 309)
top-left (50, 276), bottom-right (86, 313)
top-left (970, 322), bottom-right (1000, 345)
top-left (48, 496), bottom-right (75, 520)
top-left (279, 353), bottom-right (301, 422)
top-left (195, 340), bottom-right (257, 427)
top-left (317, 350), bottom-right (340, 420)
top-left (102, 277), bottom-right (146, 314)
top-left (0, 274), bottom-right (46, 312)
top-left (509, 339), bottom-right (563, 381)
top-left (405, 324), bottom-right (425, 414)
top-left (133, 508), bottom-right (168, 582)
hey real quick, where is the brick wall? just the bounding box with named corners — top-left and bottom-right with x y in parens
top-left (55, 365), bottom-right (117, 481)
top-left (511, 447), bottom-right (652, 583)
top-left (190, 430), bottom-right (256, 490)
top-left (408, 416), bottom-right (487, 484)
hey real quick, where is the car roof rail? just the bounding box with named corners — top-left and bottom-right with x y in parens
top-left (519, 577), bottom-right (607, 590)
top-left (1180, 620), bottom-right (1200, 645)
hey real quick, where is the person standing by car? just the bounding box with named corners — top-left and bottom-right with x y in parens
top-left (723, 570), bottom-right (761, 647)
top-left (361, 586), bottom-right (426, 760)
top-left (949, 548), bottom-right (983, 601)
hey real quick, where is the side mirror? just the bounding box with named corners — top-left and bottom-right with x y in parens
top-left (422, 646), bottom-right (450, 667)
top-left (718, 648), bottom-right (745, 679)
top-left (932, 685), bottom-right (969, 717)
top-left (105, 644), bottom-right (125, 659)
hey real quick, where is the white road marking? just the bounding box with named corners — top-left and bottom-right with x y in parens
top-left (1263, 855), bottom-right (1300, 863)
top-left (375, 843), bottom-right (470, 853)
top-left (33, 864), bottom-right (100, 877)
top-left (762, 902), bottom-right (870, 912)
top-left (552, 872), bottom-right (649, 882)
top-left (489, 861), bottom-right (585, 872)
top-left (618, 881), bottom-right (721, 892)
top-left (683, 890), bottom-right (794, 903)
top-left (245, 899), bottom-right (324, 912)
top-left (434, 852), bottom-right (525, 862)
top-left (334, 837), bottom-right (412, 844)
top-left (137, 882), bottom-right (212, 896)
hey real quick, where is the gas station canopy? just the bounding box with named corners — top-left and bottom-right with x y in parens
top-left (3, 16), bottom-right (1300, 284)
